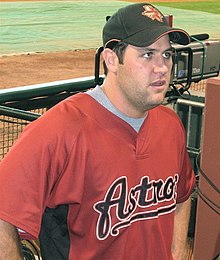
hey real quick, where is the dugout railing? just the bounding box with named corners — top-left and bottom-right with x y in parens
top-left (173, 91), bottom-right (205, 170)
top-left (0, 76), bottom-right (96, 160)
top-left (0, 78), bottom-right (205, 162)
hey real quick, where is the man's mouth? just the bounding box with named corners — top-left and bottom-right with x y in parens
top-left (150, 80), bottom-right (166, 89)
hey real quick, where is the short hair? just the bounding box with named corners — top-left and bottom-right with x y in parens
top-left (103, 41), bottom-right (128, 75)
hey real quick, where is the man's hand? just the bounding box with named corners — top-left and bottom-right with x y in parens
top-left (0, 219), bottom-right (23, 259)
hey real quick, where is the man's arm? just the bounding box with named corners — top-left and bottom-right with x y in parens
top-left (172, 197), bottom-right (192, 260)
top-left (0, 219), bottom-right (23, 259)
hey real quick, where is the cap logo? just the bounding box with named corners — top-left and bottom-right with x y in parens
top-left (142, 5), bottom-right (164, 22)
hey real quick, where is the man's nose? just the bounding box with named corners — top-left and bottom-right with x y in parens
top-left (153, 57), bottom-right (169, 74)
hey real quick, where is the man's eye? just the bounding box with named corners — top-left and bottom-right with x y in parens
top-left (163, 52), bottom-right (173, 59)
top-left (143, 52), bottom-right (153, 59)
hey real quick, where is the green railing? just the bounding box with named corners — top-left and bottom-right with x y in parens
top-left (0, 77), bottom-right (205, 161)
top-left (0, 76), bottom-right (96, 159)
top-left (1, 77), bottom-right (205, 165)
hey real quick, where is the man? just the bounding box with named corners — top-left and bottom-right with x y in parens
top-left (0, 3), bottom-right (195, 259)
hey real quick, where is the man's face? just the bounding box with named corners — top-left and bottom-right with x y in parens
top-left (115, 35), bottom-right (173, 117)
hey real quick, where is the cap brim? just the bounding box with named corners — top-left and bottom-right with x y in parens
top-left (122, 26), bottom-right (190, 47)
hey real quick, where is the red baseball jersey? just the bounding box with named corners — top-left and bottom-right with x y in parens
top-left (0, 93), bottom-right (195, 259)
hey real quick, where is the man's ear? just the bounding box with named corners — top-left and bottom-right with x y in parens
top-left (102, 48), bottom-right (118, 72)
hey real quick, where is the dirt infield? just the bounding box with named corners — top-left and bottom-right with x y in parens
top-left (0, 49), bottom-right (97, 89)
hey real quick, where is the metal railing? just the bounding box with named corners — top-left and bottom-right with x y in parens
top-left (1, 77), bottom-right (205, 162)
top-left (0, 76), bottom-right (96, 160)
top-left (173, 92), bottom-right (205, 171)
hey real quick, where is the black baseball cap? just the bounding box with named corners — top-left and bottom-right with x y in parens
top-left (103, 3), bottom-right (190, 48)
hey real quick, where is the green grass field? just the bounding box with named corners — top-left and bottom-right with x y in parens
top-left (154, 1), bottom-right (220, 14)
